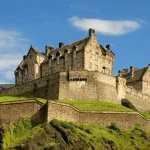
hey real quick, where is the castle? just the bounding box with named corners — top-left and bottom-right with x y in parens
top-left (1, 28), bottom-right (150, 112)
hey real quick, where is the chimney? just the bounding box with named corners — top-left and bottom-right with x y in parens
top-left (106, 44), bottom-right (111, 50)
top-left (89, 28), bottom-right (95, 37)
top-left (59, 42), bottom-right (64, 48)
top-left (130, 66), bottom-right (134, 76)
top-left (45, 45), bottom-right (54, 55)
top-left (23, 55), bottom-right (26, 61)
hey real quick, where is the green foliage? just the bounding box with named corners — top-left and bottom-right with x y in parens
top-left (50, 119), bottom-right (74, 129)
top-left (3, 119), bottom-right (43, 149)
top-left (56, 100), bottom-right (133, 112)
top-left (2, 119), bottom-right (150, 149)
top-left (108, 122), bottom-right (120, 131)
top-left (0, 96), bottom-right (47, 104)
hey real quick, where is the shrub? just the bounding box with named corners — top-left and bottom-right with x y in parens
top-left (108, 122), bottom-right (120, 131)
top-left (50, 120), bottom-right (73, 129)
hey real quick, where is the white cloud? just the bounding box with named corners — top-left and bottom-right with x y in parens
top-left (0, 29), bottom-right (29, 83)
top-left (69, 16), bottom-right (141, 36)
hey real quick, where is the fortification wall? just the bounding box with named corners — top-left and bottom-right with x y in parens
top-left (126, 87), bottom-right (150, 111)
top-left (0, 73), bottom-right (60, 100)
top-left (0, 100), bottom-right (46, 123)
top-left (59, 71), bottom-right (118, 103)
top-left (47, 101), bottom-right (150, 129)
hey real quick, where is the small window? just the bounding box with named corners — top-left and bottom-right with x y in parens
top-left (77, 62), bottom-right (81, 68)
top-left (95, 65), bottom-right (98, 71)
top-left (65, 53), bottom-right (68, 61)
top-left (49, 59), bottom-right (52, 67)
top-left (18, 71), bottom-right (21, 78)
top-left (30, 55), bottom-right (33, 59)
top-left (69, 65), bottom-right (72, 71)
top-left (57, 56), bottom-right (60, 65)
top-left (73, 50), bottom-right (76, 59)
top-left (89, 62), bottom-right (92, 69)
top-left (25, 68), bottom-right (27, 76)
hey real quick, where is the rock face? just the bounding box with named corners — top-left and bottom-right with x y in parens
top-left (1, 119), bottom-right (150, 150)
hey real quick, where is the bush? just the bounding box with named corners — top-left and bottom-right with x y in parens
top-left (50, 120), bottom-right (74, 129)
top-left (108, 122), bottom-right (120, 131)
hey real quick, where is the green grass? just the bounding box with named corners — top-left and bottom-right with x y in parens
top-left (3, 119), bottom-right (44, 149)
top-left (56, 100), bottom-right (133, 112)
top-left (0, 96), bottom-right (47, 104)
top-left (139, 111), bottom-right (150, 119)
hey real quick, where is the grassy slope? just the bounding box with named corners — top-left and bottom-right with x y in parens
top-left (56, 100), bottom-right (133, 112)
top-left (0, 96), bottom-right (47, 104)
top-left (1, 119), bottom-right (150, 150)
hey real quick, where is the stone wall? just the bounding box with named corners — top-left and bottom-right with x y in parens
top-left (47, 101), bottom-right (150, 129)
top-left (59, 71), bottom-right (118, 103)
top-left (0, 100), bottom-right (46, 123)
top-left (126, 87), bottom-right (150, 111)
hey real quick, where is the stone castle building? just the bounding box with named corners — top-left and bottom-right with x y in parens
top-left (1, 28), bottom-right (150, 112)
top-left (14, 29), bottom-right (114, 85)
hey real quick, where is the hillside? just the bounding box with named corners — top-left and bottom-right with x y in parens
top-left (1, 119), bottom-right (150, 150)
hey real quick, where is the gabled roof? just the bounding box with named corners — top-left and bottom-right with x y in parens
top-left (120, 67), bottom-right (147, 83)
top-left (42, 37), bottom-right (89, 64)
top-left (99, 45), bottom-right (115, 56)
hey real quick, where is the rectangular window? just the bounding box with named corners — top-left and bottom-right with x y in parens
top-left (73, 50), bottom-right (76, 59)
top-left (77, 62), bottom-right (81, 68)
top-left (57, 56), bottom-right (60, 64)
top-left (18, 71), bottom-right (21, 78)
top-left (69, 65), bottom-right (72, 71)
top-left (25, 68), bottom-right (27, 76)
top-left (49, 59), bottom-right (52, 67)
top-left (89, 62), bottom-right (92, 69)
top-left (65, 53), bottom-right (68, 61)
top-left (95, 65), bottom-right (98, 71)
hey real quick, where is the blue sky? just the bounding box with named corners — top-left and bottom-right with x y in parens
top-left (0, 0), bottom-right (150, 83)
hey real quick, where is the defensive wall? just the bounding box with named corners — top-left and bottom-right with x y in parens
top-left (0, 99), bottom-right (150, 129)
top-left (126, 87), bottom-right (150, 111)
top-left (0, 71), bottom-right (119, 103)
top-left (0, 100), bottom-right (46, 123)
top-left (47, 101), bottom-right (150, 129)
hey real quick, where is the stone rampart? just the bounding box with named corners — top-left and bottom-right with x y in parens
top-left (47, 101), bottom-right (150, 129)
top-left (0, 100), bottom-right (46, 123)
top-left (126, 87), bottom-right (150, 111)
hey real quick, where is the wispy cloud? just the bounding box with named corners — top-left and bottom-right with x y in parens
top-left (69, 16), bottom-right (142, 36)
top-left (0, 29), bottom-right (29, 83)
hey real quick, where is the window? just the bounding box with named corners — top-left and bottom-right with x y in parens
top-left (25, 68), bottom-right (27, 76)
top-left (103, 66), bottom-right (106, 73)
top-left (89, 62), bottom-right (92, 69)
top-left (30, 55), bottom-right (33, 59)
top-left (18, 71), bottom-right (21, 78)
top-left (57, 56), bottom-right (60, 64)
top-left (77, 62), bottom-right (81, 68)
top-left (69, 65), bottom-right (72, 71)
top-left (65, 53), bottom-right (68, 61)
top-left (49, 59), bottom-right (52, 67)
top-left (73, 50), bottom-right (76, 59)
top-left (95, 65), bottom-right (98, 71)
top-left (31, 65), bottom-right (34, 74)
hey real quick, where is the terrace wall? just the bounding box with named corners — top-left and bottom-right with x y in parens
top-left (0, 100), bottom-right (46, 123)
top-left (47, 101), bottom-right (150, 129)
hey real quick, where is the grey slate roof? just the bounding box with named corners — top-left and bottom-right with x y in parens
top-left (121, 67), bottom-right (147, 83)
top-left (42, 37), bottom-right (89, 64)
